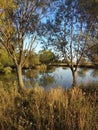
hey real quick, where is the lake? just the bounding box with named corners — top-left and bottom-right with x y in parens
top-left (0, 67), bottom-right (98, 89)
top-left (23, 67), bottom-right (98, 89)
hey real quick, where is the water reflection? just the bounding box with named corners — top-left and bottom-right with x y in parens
top-left (77, 68), bottom-right (98, 86)
top-left (23, 67), bottom-right (98, 88)
top-left (40, 73), bottom-right (55, 87)
top-left (23, 69), bottom-right (39, 88)
top-left (25, 69), bottom-right (39, 79)
top-left (0, 67), bottom-right (98, 88)
top-left (91, 69), bottom-right (98, 77)
top-left (78, 68), bottom-right (89, 78)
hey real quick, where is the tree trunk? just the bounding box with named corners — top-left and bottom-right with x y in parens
top-left (72, 70), bottom-right (77, 87)
top-left (16, 65), bottom-right (24, 90)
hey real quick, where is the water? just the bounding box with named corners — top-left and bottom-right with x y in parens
top-left (0, 67), bottom-right (98, 88)
top-left (23, 67), bottom-right (98, 89)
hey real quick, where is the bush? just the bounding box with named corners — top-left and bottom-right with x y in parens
top-left (3, 67), bottom-right (12, 75)
top-left (36, 64), bottom-right (47, 72)
top-left (0, 63), bottom-right (4, 72)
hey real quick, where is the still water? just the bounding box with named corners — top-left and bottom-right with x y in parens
top-left (0, 67), bottom-right (98, 88)
top-left (23, 67), bottom-right (98, 89)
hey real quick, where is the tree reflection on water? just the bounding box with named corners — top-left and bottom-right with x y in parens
top-left (24, 68), bottom-right (55, 88)
top-left (78, 68), bottom-right (89, 78)
top-left (40, 73), bottom-right (55, 87)
top-left (91, 69), bottom-right (98, 77)
top-left (0, 67), bottom-right (98, 88)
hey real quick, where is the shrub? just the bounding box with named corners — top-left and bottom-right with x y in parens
top-left (3, 67), bottom-right (12, 75)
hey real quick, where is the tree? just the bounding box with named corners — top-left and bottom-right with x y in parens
top-left (77, 0), bottom-right (98, 67)
top-left (39, 50), bottom-right (56, 65)
top-left (0, 0), bottom-right (50, 90)
top-left (86, 44), bottom-right (98, 67)
top-left (40, 0), bottom-right (88, 87)
top-left (0, 47), bottom-right (13, 68)
top-left (24, 50), bottom-right (40, 68)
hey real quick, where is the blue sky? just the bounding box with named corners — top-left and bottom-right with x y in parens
top-left (24, 36), bottom-right (43, 53)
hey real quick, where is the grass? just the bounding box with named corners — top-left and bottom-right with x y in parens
top-left (0, 81), bottom-right (97, 130)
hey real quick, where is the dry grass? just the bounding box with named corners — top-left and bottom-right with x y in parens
top-left (0, 82), bottom-right (97, 130)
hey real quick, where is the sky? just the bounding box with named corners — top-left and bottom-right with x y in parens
top-left (24, 0), bottom-right (58, 54)
top-left (24, 36), bottom-right (43, 53)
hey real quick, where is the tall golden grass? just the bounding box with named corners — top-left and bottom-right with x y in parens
top-left (0, 81), bottom-right (97, 130)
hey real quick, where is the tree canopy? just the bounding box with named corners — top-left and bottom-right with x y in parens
top-left (38, 0), bottom-right (98, 86)
top-left (0, 0), bottom-right (51, 89)
top-left (39, 50), bottom-right (56, 65)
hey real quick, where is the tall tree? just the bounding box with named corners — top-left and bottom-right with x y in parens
top-left (0, 0), bottom-right (50, 90)
top-left (77, 0), bottom-right (98, 67)
top-left (40, 0), bottom-right (88, 87)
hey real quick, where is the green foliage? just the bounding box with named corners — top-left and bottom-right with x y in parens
top-left (39, 50), bottom-right (56, 65)
top-left (25, 51), bottom-right (40, 68)
top-left (3, 67), bottom-right (12, 75)
top-left (36, 64), bottom-right (47, 72)
top-left (0, 63), bottom-right (4, 71)
top-left (0, 48), bottom-right (13, 67)
top-left (0, 0), bottom-right (51, 89)
top-left (25, 69), bottom-right (39, 78)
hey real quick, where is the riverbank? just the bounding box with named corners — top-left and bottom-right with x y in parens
top-left (48, 63), bottom-right (98, 69)
top-left (0, 62), bottom-right (97, 74)
top-left (0, 82), bottom-right (97, 130)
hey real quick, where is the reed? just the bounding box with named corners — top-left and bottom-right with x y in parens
top-left (0, 82), bottom-right (97, 130)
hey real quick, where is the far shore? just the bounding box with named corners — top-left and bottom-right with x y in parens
top-left (48, 63), bottom-right (98, 69)
top-left (0, 63), bottom-right (97, 74)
